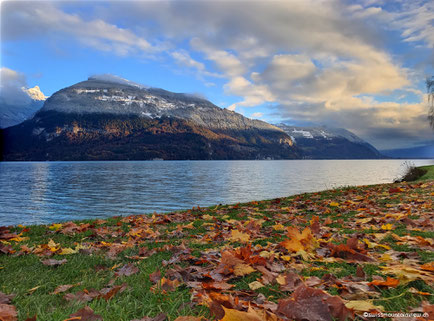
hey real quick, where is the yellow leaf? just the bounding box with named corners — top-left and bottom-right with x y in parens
top-left (379, 253), bottom-right (392, 262)
top-left (272, 223), bottom-right (285, 231)
top-left (228, 230), bottom-right (250, 243)
top-left (248, 281), bottom-right (264, 290)
top-left (59, 247), bottom-right (77, 255)
top-left (220, 306), bottom-right (264, 321)
top-left (380, 265), bottom-right (433, 284)
top-left (329, 202), bottom-right (340, 207)
top-left (9, 235), bottom-right (29, 242)
top-left (27, 286), bottom-right (41, 294)
top-left (381, 224), bottom-right (394, 230)
top-left (279, 227), bottom-right (317, 253)
top-left (203, 214), bottom-right (214, 220)
top-left (49, 223), bottom-right (62, 231)
top-left (48, 239), bottom-right (59, 252)
top-left (276, 274), bottom-right (286, 285)
top-left (345, 300), bottom-right (384, 312)
top-left (233, 263), bottom-right (255, 276)
top-left (259, 250), bottom-right (273, 258)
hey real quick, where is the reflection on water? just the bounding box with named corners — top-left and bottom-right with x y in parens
top-left (0, 159), bottom-right (433, 226)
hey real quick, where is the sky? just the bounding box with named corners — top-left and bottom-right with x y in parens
top-left (1, 0), bottom-right (433, 150)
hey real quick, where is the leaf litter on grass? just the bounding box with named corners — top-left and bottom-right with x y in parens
top-left (0, 181), bottom-right (433, 320)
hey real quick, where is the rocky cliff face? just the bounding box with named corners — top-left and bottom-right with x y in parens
top-left (1, 78), bottom-right (297, 161)
top-left (276, 124), bottom-right (383, 159)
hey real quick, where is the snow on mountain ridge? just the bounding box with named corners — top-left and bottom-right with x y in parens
top-left (40, 78), bottom-right (285, 133)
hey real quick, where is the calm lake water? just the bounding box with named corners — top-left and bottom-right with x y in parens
top-left (0, 159), bottom-right (433, 226)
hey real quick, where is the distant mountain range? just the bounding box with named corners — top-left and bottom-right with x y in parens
top-left (0, 77), bottom-right (297, 161)
top-left (0, 76), bottom-right (385, 161)
top-left (276, 124), bottom-right (383, 159)
top-left (0, 86), bottom-right (46, 128)
top-left (380, 144), bottom-right (434, 159)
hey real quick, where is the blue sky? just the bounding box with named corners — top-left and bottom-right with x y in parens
top-left (1, 0), bottom-right (433, 149)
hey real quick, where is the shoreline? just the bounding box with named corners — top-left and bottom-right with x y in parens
top-left (1, 177), bottom-right (433, 320)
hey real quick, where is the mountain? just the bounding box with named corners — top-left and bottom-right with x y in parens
top-left (0, 86), bottom-right (46, 128)
top-left (380, 143), bottom-right (434, 159)
top-left (0, 77), bottom-right (297, 161)
top-left (275, 124), bottom-right (383, 159)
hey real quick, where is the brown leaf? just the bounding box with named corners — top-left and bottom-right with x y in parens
top-left (149, 270), bottom-right (162, 283)
top-left (41, 258), bottom-right (67, 266)
top-left (24, 316), bottom-right (37, 321)
top-left (276, 285), bottom-right (353, 321)
top-left (114, 263), bottom-right (139, 277)
top-left (0, 292), bottom-right (15, 305)
top-left (68, 306), bottom-right (102, 321)
top-left (99, 283), bottom-right (128, 301)
top-left (0, 303), bottom-right (17, 321)
top-left (51, 284), bottom-right (75, 295)
top-left (356, 265), bottom-right (366, 278)
top-left (202, 281), bottom-right (234, 290)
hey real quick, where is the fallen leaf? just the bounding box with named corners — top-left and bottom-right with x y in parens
top-left (345, 300), bottom-right (384, 312)
top-left (276, 285), bottom-right (353, 321)
top-left (0, 303), bottom-right (17, 321)
top-left (51, 284), bottom-right (75, 295)
top-left (0, 292), bottom-right (14, 305)
top-left (279, 227), bottom-right (317, 253)
top-left (248, 281), bottom-right (264, 290)
top-left (114, 263), bottom-right (139, 277)
top-left (67, 306), bottom-right (102, 321)
top-left (368, 277), bottom-right (399, 288)
top-left (228, 230), bottom-right (250, 243)
top-left (233, 263), bottom-right (255, 277)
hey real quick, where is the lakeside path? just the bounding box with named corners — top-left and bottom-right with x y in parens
top-left (0, 178), bottom-right (433, 320)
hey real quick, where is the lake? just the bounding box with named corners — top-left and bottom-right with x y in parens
top-left (1, 159), bottom-right (433, 226)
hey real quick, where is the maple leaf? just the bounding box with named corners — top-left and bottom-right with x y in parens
top-left (114, 263), bottom-right (139, 277)
top-left (219, 306), bottom-right (267, 321)
top-left (228, 229), bottom-right (250, 243)
top-left (279, 227), bottom-right (317, 253)
top-left (380, 265), bottom-right (434, 284)
top-left (276, 285), bottom-right (353, 321)
top-left (0, 292), bottom-right (14, 305)
top-left (68, 306), bottom-right (102, 321)
top-left (368, 277), bottom-right (399, 288)
top-left (0, 303), bottom-right (17, 321)
top-left (345, 300), bottom-right (384, 312)
top-left (233, 263), bottom-right (255, 277)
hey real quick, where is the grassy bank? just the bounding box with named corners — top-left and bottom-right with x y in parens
top-left (1, 180), bottom-right (433, 321)
top-left (417, 165), bottom-right (434, 181)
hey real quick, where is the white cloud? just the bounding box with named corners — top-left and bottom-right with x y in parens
top-left (171, 49), bottom-right (221, 78)
top-left (2, 0), bottom-right (432, 147)
top-left (2, 1), bottom-right (156, 56)
top-left (251, 112), bottom-right (263, 119)
top-left (0, 67), bottom-right (33, 105)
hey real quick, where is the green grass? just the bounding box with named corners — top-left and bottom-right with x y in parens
top-left (417, 165), bottom-right (434, 181)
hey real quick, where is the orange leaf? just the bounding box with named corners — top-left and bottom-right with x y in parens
top-left (368, 277), bottom-right (399, 288)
